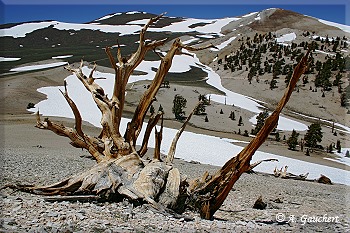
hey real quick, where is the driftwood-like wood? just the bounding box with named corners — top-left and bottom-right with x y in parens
top-left (4, 14), bottom-right (310, 220)
top-left (274, 166), bottom-right (309, 180)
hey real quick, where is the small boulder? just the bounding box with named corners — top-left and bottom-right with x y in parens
top-left (317, 174), bottom-right (332, 185)
top-left (253, 195), bottom-right (267, 210)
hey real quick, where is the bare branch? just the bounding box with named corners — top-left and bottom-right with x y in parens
top-left (138, 112), bottom-right (163, 157)
top-left (246, 158), bottom-right (279, 173)
top-left (35, 112), bottom-right (104, 162)
top-left (166, 102), bottom-right (201, 164)
top-left (191, 50), bottom-right (310, 220)
top-left (105, 46), bottom-right (118, 71)
top-left (59, 81), bottom-right (84, 139)
top-left (125, 38), bottom-right (214, 149)
top-left (180, 42), bottom-right (218, 52)
top-left (154, 115), bottom-right (164, 161)
top-left (116, 39), bottom-right (123, 65)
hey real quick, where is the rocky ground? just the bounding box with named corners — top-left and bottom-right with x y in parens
top-left (1, 118), bottom-right (349, 232)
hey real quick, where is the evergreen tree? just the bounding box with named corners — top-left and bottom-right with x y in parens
top-left (304, 123), bottom-right (323, 148)
top-left (336, 140), bottom-right (341, 153)
top-left (198, 94), bottom-right (210, 105)
top-left (275, 132), bottom-right (280, 142)
top-left (345, 150), bottom-right (350, 158)
top-left (205, 116), bottom-right (209, 122)
top-left (287, 129), bottom-right (299, 150)
top-left (341, 93), bottom-right (347, 107)
top-left (172, 94), bottom-right (187, 120)
top-left (270, 78), bottom-right (278, 90)
top-left (252, 110), bottom-right (269, 134)
top-left (158, 105), bottom-right (164, 114)
top-left (149, 105), bottom-right (155, 115)
top-left (229, 111), bottom-right (236, 120)
top-left (333, 73), bottom-right (342, 86)
top-left (238, 116), bottom-right (243, 126)
top-left (194, 102), bottom-right (206, 115)
top-left (243, 130), bottom-right (249, 137)
top-left (327, 143), bottom-right (333, 153)
top-left (305, 148), bottom-right (310, 156)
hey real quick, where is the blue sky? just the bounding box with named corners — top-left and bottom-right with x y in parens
top-left (0, 1), bottom-right (349, 25)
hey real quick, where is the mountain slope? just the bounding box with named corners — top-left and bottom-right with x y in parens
top-left (0, 9), bottom-right (349, 140)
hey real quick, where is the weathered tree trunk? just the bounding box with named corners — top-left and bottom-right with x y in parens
top-left (3, 14), bottom-right (309, 220)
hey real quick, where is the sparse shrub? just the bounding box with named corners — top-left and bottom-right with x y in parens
top-left (27, 102), bottom-right (35, 109)
top-left (287, 129), bottom-right (299, 150)
top-left (243, 130), bottom-right (249, 137)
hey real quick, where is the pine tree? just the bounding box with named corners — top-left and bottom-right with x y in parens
top-left (229, 111), bottom-right (236, 120)
top-left (336, 140), bottom-right (341, 153)
top-left (340, 93), bottom-right (347, 107)
top-left (275, 132), bottom-right (280, 142)
top-left (305, 148), bottom-right (310, 156)
top-left (327, 143), bottom-right (333, 153)
top-left (243, 130), bottom-right (249, 137)
top-left (252, 110), bottom-right (268, 134)
top-left (345, 150), bottom-right (350, 158)
top-left (238, 116), bottom-right (243, 126)
top-left (158, 105), bottom-right (164, 114)
top-left (149, 105), bottom-right (155, 115)
top-left (198, 94), bottom-right (210, 105)
top-left (287, 129), bottom-right (299, 150)
top-left (172, 94), bottom-right (187, 120)
top-left (194, 102), bottom-right (206, 115)
top-left (205, 116), bottom-right (209, 122)
top-left (270, 78), bottom-right (278, 90)
top-left (304, 123), bottom-right (323, 149)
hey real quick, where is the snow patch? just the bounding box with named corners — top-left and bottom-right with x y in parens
top-left (30, 64), bottom-right (350, 185)
top-left (318, 19), bottom-right (350, 33)
top-left (276, 32), bottom-right (297, 43)
top-left (52, 55), bottom-right (73, 59)
top-left (210, 37), bottom-right (236, 51)
top-left (127, 19), bottom-right (150, 25)
top-left (96, 13), bottom-right (122, 21)
top-left (0, 21), bottom-right (57, 38)
top-left (0, 57), bottom-right (21, 62)
top-left (249, 113), bottom-right (308, 132)
top-left (242, 12), bottom-right (258, 18)
top-left (10, 62), bottom-right (68, 72)
top-left (126, 11), bottom-right (145, 15)
top-left (196, 34), bottom-right (215, 39)
top-left (182, 37), bottom-right (200, 45)
top-left (0, 21), bottom-right (142, 38)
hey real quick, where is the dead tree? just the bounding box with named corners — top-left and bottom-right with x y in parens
top-left (4, 14), bottom-right (310, 220)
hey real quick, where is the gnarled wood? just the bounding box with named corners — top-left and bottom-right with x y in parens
top-left (166, 102), bottom-right (201, 164)
top-left (189, 50), bottom-right (310, 219)
top-left (138, 112), bottom-right (163, 157)
top-left (5, 14), bottom-right (310, 221)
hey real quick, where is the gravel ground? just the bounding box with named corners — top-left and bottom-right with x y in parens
top-left (1, 119), bottom-right (350, 232)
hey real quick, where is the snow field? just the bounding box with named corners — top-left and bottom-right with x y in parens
top-left (30, 61), bottom-right (350, 185)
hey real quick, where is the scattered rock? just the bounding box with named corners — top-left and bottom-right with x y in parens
top-left (253, 195), bottom-right (267, 210)
top-left (273, 198), bottom-right (283, 203)
top-left (317, 174), bottom-right (332, 184)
